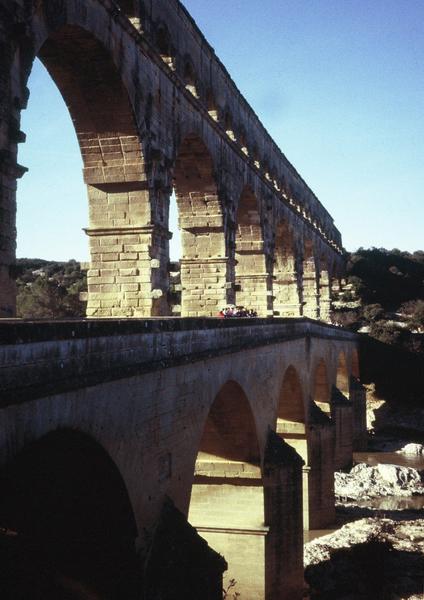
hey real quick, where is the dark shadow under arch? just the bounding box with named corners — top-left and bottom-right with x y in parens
top-left (278, 365), bottom-right (305, 425)
top-left (0, 429), bottom-right (139, 599)
top-left (198, 380), bottom-right (261, 465)
top-left (336, 351), bottom-right (350, 396)
top-left (351, 348), bottom-right (360, 379)
top-left (314, 358), bottom-right (331, 414)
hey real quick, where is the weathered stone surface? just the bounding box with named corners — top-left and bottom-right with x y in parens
top-left (0, 318), bottom-right (362, 600)
top-left (0, 0), bottom-right (345, 319)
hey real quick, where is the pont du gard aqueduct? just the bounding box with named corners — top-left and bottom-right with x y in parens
top-left (0, 1), bottom-right (367, 598)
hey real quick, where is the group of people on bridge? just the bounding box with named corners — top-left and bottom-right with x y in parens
top-left (218, 305), bottom-right (258, 318)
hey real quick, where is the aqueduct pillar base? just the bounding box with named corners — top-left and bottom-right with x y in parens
top-left (145, 498), bottom-right (226, 600)
top-left (180, 257), bottom-right (231, 317)
top-left (189, 463), bottom-right (266, 600)
top-left (189, 434), bottom-right (304, 600)
top-left (307, 405), bottom-right (336, 530)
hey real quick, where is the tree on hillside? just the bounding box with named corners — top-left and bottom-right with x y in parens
top-left (347, 248), bottom-right (424, 310)
top-left (333, 248), bottom-right (424, 353)
top-left (401, 300), bottom-right (424, 332)
top-left (15, 259), bottom-right (87, 318)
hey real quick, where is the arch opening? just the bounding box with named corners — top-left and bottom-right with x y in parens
top-left (314, 359), bottom-right (331, 415)
top-left (196, 381), bottom-right (261, 466)
top-left (156, 24), bottom-right (174, 68)
top-left (276, 366), bottom-right (311, 530)
top-left (336, 351), bottom-right (350, 396)
top-left (14, 24), bottom-right (152, 319)
top-left (235, 187), bottom-right (270, 315)
top-left (183, 61), bottom-right (199, 98)
top-left (116, 0), bottom-right (141, 27)
top-left (224, 112), bottom-right (236, 141)
top-left (189, 381), bottom-right (264, 599)
top-left (173, 134), bottom-right (229, 316)
top-left (0, 430), bottom-right (139, 599)
top-left (273, 221), bottom-right (300, 317)
top-left (239, 129), bottom-right (249, 156)
top-left (277, 366), bottom-right (306, 456)
top-left (206, 90), bottom-right (219, 121)
top-left (168, 190), bottom-right (182, 315)
top-left (16, 58), bottom-right (88, 319)
top-left (351, 348), bottom-right (360, 380)
top-left (277, 366), bottom-right (305, 427)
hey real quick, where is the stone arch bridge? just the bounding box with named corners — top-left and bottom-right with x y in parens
top-left (0, 2), bottom-right (368, 599)
top-left (1, 0), bottom-right (344, 319)
top-left (0, 318), bottom-right (366, 599)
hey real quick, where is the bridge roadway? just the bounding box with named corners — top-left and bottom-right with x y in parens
top-left (0, 317), bottom-right (365, 599)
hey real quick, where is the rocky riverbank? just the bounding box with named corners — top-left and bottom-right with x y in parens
top-left (303, 387), bottom-right (424, 599)
top-left (335, 462), bottom-right (424, 502)
top-left (305, 517), bottom-right (424, 600)
top-left (304, 435), bottom-right (424, 599)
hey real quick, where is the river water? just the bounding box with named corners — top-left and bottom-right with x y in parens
top-left (354, 450), bottom-right (424, 471)
top-left (304, 449), bottom-right (424, 543)
top-left (353, 450), bottom-right (424, 511)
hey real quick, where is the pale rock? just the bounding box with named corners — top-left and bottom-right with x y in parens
top-left (398, 443), bottom-right (424, 455)
top-left (335, 463), bottom-right (424, 501)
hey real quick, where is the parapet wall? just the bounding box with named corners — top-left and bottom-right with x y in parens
top-left (0, 317), bottom-right (357, 407)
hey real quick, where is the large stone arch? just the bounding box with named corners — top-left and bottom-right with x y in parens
top-left (3, 1), bottom-right (172, 318)
top-left (275, 364), bottom-right (335, 530)
top-left (173, 134), bottom-right (230, 316)
top-left (1, 0), bottom-right (346, 321)
top-left (187, 372), bottom-right (305, 600)
top-left (189, 380), bottom-right (264, 599)
top-left (273, 221), bottom-right (301, 317)
top-left (275, 366), bottom-right (311, 525)
top-left (0, 429), bottom-right (139, 599)
top-left (194, 380), bottom-right (261, 465)
top-left (235, 186), bottom-right (270, 315)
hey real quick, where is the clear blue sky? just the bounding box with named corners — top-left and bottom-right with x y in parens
top-left (17, 0), bottom-right (424, 261)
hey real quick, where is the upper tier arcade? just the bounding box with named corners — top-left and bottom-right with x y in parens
top-left (0, 0), bottom-right (344, 318)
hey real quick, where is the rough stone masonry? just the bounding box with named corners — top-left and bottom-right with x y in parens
top-left (0, 0), bottom-right (344, 318)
